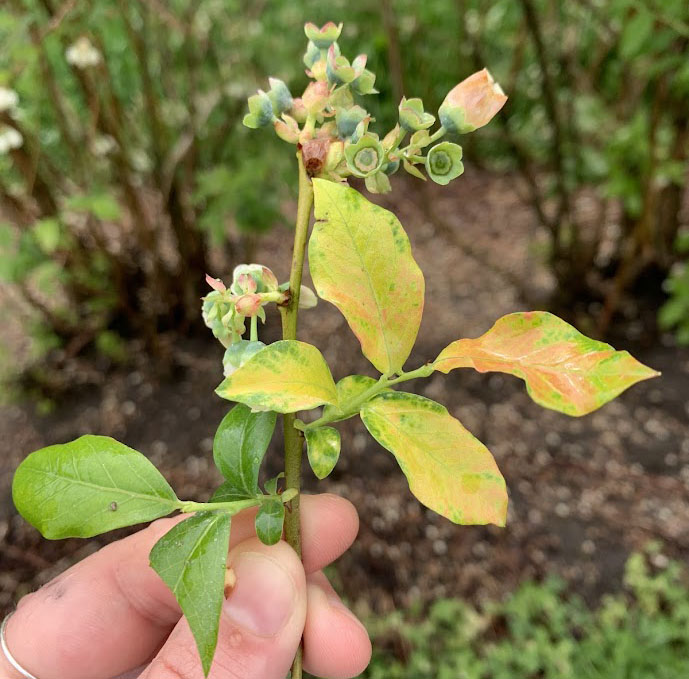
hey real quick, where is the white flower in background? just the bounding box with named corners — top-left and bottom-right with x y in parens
top-left (0, 126), bottom-right (23, 154)
top-left (91, 134), bottom-right (117, 157)
top-left (130, 149), bottom-right (151, 173)
top-left (0, 87), bottom-right (19, 113)
top-left (66, 37), bottom-right (101, 69)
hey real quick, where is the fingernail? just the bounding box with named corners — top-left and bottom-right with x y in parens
top-left (223, 552), bottom-right (296, 637)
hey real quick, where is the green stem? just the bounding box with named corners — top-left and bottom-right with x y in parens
top-left (280, 150), bottom-right (314, 679)
top-left (178, 498), bottom-right (261, 514)
top-left (177, 491), bottom-right (297, 515)
top-left (298, 362), bottom-right (435, 431)
top-left (250, 315), bottom-right (258, 342)
top-left (428, 126), bottom-right (446, 144)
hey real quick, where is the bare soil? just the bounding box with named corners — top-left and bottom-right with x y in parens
top-left (1, 170), bottom-right (687, 619)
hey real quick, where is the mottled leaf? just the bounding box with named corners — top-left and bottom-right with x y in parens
top-left (150, 512), bottom-right (231, 676)
top-left (361, 393), bottom-right (507, 526)
top-left (216, 340), bottom-right (338, 413)
top-left (322, 374), bottom-right (390, 421)
top-left (12, 435), bottom-right (178, 539)
top-left (213, 404), bottom-right (276, 497)
top-left (305, 426), bottom-right (341, 479)
top-left (434, 312), bottom-right (659, 416)
top-left (310, 179), bottom-right (425, 374)
top-left (255, 500), bottom-right (284, 545)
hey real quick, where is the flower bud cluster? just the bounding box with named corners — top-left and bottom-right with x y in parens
top-left (202, 264), bottom-right (317, 350)
top-left (242, 22), bottom-right (508, 191)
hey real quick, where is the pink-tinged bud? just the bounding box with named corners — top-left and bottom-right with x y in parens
top-left (235, 293), bottom-right (263, 317)
top-left (274, 114), bottom-right (300, 144)
top-left (302, 80), bottom-right (330, 114)
top-left (205, 274), bottom-right (226, 292)
top-left (290, 97), bottom-right (308, 124)
top-left (260, 266), bottom-right (279, 291)
top-left (236, 273), bottom-right (257, 294)
top-left (439, 68), bottom-right (507, 134)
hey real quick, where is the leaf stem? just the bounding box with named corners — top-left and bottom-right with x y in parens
top-left (298, 362), bottom-right (435, 431)
top-left (250, 315), bottom-right (258, 342)
top-left (177, 493), bottom-right (294, 515)
top-left (279, 150), bottom-right (314, 679)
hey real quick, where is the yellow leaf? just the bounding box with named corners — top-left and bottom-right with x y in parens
top-left (361, 392), bottom-right (507, 526)
top-left (216, 340), bottom-right (338, 413)
top-left (310, 179), bottom-right (424, 374)
top-left (435, 312), bottom-right (659, 416)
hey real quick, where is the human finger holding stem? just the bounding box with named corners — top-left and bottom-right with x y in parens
top-left (0, 494), bottom-right (371, 679)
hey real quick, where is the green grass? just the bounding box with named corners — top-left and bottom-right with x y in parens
top-left (329, 545), bottom-right (689, 679)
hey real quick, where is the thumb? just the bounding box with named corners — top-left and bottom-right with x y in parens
top-left (141, 538), bottom-right (306, 679)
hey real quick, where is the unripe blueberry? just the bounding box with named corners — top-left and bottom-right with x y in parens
top-left (425, 142), bottom-right (464, 185)
top-left (243, 90), bottom-right (274, 129)
top-left (344, 134), bottom-right (385, 178)
top-left (304, 22), bottom-right (342, 50)
top-left (398, 97), bottom-right (435, 132)
top-left (336, 105), bottom-right (368, 139)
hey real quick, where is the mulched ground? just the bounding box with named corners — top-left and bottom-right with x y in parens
top-left (1, 170), bottom-right (688, 619)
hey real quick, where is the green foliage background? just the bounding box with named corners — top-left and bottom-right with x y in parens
top-left (1, 0), bottom-right (688, 359)
top-left (341, 547), bottom-right (689, 679)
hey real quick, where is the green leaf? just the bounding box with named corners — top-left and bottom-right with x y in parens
top-left (361, 393), bottom-right (507, 526)
top-left (310, 179), bottom-right (425, 374)
top-left (149, 512), bottom-right (231, 676)
top-left (12, 435), bottom-right (179, 539)
top-left (216, 340), bottom-right (338, 413)
top-left (32, 218), bottom-right (61, 254)
top-left (213, 404), bottom-right (276, 497)
top-left (322, 374), bottom-right (386, 421)
top-left (264, 472), bottom-right (284, 495)
top-left (255, 500), bottom-right (284, 545)
top-left (305, 426), bottom-right (341, 479)
top-left (434, 312), bottom-right (660, 416)
top-left (619, 9), bottom-right (654, 59)
top-left (66, 192), bottom-right (122, 221)
top-left (210, 482), bottom-right (254, 503)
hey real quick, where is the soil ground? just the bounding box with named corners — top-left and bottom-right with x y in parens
top-left (1, 170), bottom-right (688, 620)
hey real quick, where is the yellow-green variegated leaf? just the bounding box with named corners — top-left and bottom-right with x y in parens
top-left (310, 179), bottom-right (424, 374)
top-left (360, 392), bottom-right (507, 526)
top-left (434, 311), bottom-right (659, 416)
top-left (216, 340), bottom-right (338, 413)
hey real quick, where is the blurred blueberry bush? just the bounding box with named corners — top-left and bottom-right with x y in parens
top-left (1, 0), bottom-right (688, 369)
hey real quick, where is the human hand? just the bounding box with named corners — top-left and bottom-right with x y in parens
top-left (1, 493), bottom-right (371, 679)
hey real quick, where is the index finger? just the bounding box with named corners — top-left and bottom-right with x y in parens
top-left (1, 493), bottom-right (358, 679)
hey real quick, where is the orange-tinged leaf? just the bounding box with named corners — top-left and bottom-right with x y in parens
top-left (434, 311), bottom-right (659, 416)
top-left (360, 392), bottom-right (507, 526)
top-left (310, 179), bottom-right (424, 374)
top-left (216, 340), bottom-right (338, 413)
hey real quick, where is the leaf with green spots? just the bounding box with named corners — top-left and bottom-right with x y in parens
top-left (255, 499), bottom-right (285, 545)
top-left (216, 340), bottom-right (338, 413)
top-left (361, 393), bottom-right (507, 526)
top-left (12, 435), bottom-right (179, 539)
top-left (322, 374), bottom-right (391, 422)
top-left (213, 404), bottom-right (276, 498)
top-left (306, 426), bottom-right (341, 479)
top-left (434, 312), bottom-right (659, 416)
top-left (310, 179), bottom-right (425, 374)
top-left (150, 512), bottom-right (232, 677)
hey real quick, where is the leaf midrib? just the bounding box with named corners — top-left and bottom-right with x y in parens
top-left (25, 466), bottom-right (177, 507)
top-left (318, 182), bottom-right (395, 371)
